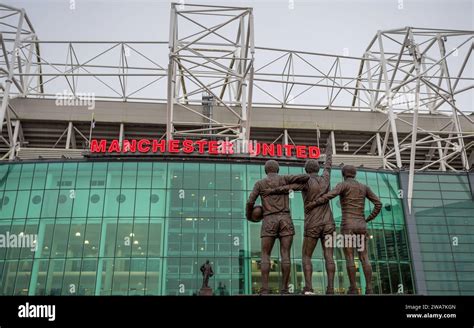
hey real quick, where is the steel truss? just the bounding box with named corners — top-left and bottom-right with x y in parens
top-left (355, 27), bottom-right (473, 210)
top-left (0, 4), bottom-right (472, 190)
top-left (166, 3), bottom-right (254, 141)
top-left (0, 4), bottom-right (38, 160)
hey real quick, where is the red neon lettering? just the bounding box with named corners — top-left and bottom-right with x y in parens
top-left (224, 141), bottom-right (234, 154)
top-left (295, 145), bottom-right (307, 159)
top-left (90, 138), bottom-right (320, 158)
top-left (308, 146), bottom-right (320, 159)
top-left (137, 139), bottom-right (150, 153)
top-left (195, 140), bottom-right (207, 154)
top-left (168, 140), bottom-right (180, 153)
top-left (108, 140), bottom-right (121, 153)
top-left (276, 144), bottom-right (283, 157)
top-left (90, 139), bottom-right (107, 153)
top-left (152, 140), bottom-right (166, 152)
top-left (248, 142), bottom-right (261, 156)
top-left (122, 140), bottom-right (137, 153)
top-left (217, 141), bottom-right (233, 155)
top-left (262, 143), bottom-right (275, 157)
top-left (182, 139), bottom-right (194, 153)
top-left (208, 141), bottom-right (218, 155)
top-left (284, 144), bottom-right (295, 157)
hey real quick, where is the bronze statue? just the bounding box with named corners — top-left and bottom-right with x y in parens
top-left (306, 165), bottom-right (382, 294)
top-left (262, 138), bottom-right (335, 294)
top-left (246, 160), bottom-right (310, 294)
top-left (200, 260), bottom-right (214, 288)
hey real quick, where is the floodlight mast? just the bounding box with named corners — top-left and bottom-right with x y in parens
top-left (354, 27), bottom-right (473, 211)
top-left (0, 5), bottom-right (40, 160)
top-left (166, 3), bottom-right (255, 143)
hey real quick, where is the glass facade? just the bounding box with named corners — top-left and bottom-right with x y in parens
top-left (0, 160), bottom-right (414, 295)
top-left (412, 173), bottom-right (474, 295)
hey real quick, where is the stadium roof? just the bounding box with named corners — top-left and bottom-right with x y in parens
top-left (0, 3), bottom-right (472, 178)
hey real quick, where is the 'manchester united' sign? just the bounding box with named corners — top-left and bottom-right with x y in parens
top-left (90, 139), bottom-right (321, 159)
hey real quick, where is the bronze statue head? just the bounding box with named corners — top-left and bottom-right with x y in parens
top-left (305, 159), bottom-right (320, 174)
top-left (264, 160), bottom-right (279, 174)
top-left (342, 165), bottom-right (357, 179)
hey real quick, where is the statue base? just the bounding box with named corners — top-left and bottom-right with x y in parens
top-left (199, 287), bottom-right (213, 296)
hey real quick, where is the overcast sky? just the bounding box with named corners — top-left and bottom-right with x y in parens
top-left (6, 0), bottom-right (472, 54)
top-left (4, 0), bottom-right (473, 111)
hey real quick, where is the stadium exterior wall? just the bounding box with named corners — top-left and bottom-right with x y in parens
top-left (0, 157), bottom-right (470, 295)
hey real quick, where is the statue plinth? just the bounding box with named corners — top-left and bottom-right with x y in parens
top-left (199, 287), bottom-right (213, 296)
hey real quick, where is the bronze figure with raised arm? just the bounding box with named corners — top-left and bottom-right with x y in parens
top-left (261, 138), bottom-right (335, 294)
top-left (246, 160), bottom-right (310, 294)
top-left (305, 164), bottom-right (382, 294)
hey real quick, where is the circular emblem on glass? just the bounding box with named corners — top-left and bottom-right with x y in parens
top-left (116, 194), bottom-right (126, 203)
top-left (32, 195), bottom-right (42, 204)
top-left (150, 194), bottom-right (160, 203)
top-left (58, 194), bottom-right (67, 204)
top-left (90, 194), bottom-right (100, 204)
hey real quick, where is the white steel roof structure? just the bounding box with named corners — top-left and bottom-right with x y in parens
top-left (0, 3), bottom-right (472, 210)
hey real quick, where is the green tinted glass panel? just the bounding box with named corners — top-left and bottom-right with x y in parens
top-left (0, 161), bottom-right (423, 296)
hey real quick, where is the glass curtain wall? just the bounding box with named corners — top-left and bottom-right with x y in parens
top-left (0, 161), bottom-right (414, 295)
